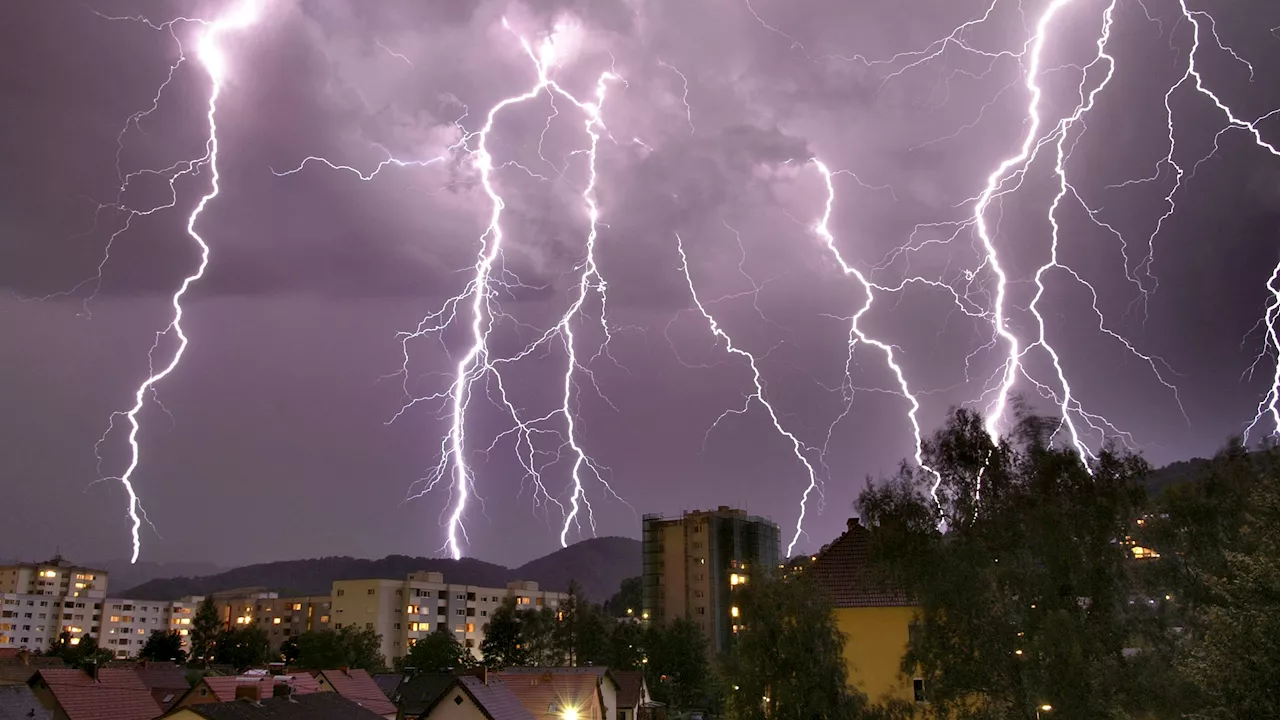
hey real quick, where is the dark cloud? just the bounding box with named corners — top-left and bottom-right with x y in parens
top-left (2, 0), bottom-right (1279, 566)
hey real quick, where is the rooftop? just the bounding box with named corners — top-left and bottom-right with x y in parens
top-left (808, 521), bottom-right (913, 609)
top-left (165, 692), bottom-right (386, 720)
top-left (32, 668), bottom-right (162, 720)
top-left (0, 685), bottom-right (51, 720)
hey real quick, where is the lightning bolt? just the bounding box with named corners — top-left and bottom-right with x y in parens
top-left (673, 232), bottom-right (823, 554)
top-left (280, 21), bottom-right (624, 558)
top-left (88, 0), bottom-right (262, 562)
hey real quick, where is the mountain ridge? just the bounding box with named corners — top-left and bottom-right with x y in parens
top-left (121, 536), bottom-right (640, 603)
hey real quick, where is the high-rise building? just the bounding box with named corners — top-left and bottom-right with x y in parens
top-left (100, 597), bottom-right (199, 659)
top-left (642, 506), bottom-right (781, 652)
top-left (0, 556), bottom-right (108, 651)
top-left (331, 573), bottom-right (569, 662)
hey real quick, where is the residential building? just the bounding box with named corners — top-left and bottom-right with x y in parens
top-left (0, 556), bottom-right (108, 652)
top-left (174, 673), bottom-right (319, 708)
top-left (498, 669), bottom-right (605, 720)
top-left (315, 668), bottom-right (397, 719)
top-left (611, 671), bottom-right (652, 720)
top-left (248, 595), bottom-right (332, 652)
top-left (498, 668), bottom-right (619, 720)
top-left (100, 598), bottom-right (198, 659)
top-left (0, 684), bottom-right (51, 720)
top-left (418, 674), bottom-right (533, 720)
top-left (27, 667), bottom-right (162, 720)
top-left (641, 506), bottom-right (781, 652)
top-left (332, 573), bottom-right (568, 662)
top-left (397, 673), bottom-right (457, 720)
top-left (809, 518), bottom-right (921, 706)
top-left (161, 692), bottom-right (387, 720)
top-left (132, 662), bottom-right (191, 712)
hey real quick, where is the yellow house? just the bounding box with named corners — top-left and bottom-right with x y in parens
top-left (809, 519), bottom-right (922, 707)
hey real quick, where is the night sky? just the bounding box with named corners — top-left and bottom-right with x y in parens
top-left (2, 0), bottom-right (1278, 568)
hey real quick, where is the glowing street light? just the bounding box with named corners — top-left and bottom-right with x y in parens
top-left (1036, 704), bottom-right (1053, 719)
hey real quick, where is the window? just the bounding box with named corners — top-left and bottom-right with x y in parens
top-left (320, 615), bottom-right (329, 623)
top-left (456, 609), bottom-right (465, 616)
top-left (292, 603), bottom-right (302, 611)
top-left (334, 623), bottom-right (342, 629)
top-left (696, 607), bottom-right (706, 615)
top-left (337, 590), bottom-right (345, 597)
top-left (455, 625), bottom-right (464, 633)
top-left (536, 597), bottom-right (544, 607)
top-left (456, 594), bottom-right (466, 601)
top-left (466, 608), bottom-right (475, 617)
top-left (913, 678), bottom-right (928, 703)
top-left (465, 638), bottom-right (475, 648)
top-left (365, 623), bottom-right (373, 630)
top-left (467, 592), bottom-right (476, 602)
top-left (438, 591), bottom-right (447, 600)
top-left (480, 610), bottom-right (488, 617)
top-left (407, 605), bottom-right (419, 615)
top-left (367, 589), bottom-right (376, 595)
top-left (272, 617), bottom-right (281, 625)
top-left (466, 623), bottom-right (475, 633)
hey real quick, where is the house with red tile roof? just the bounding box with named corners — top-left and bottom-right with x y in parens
top-left (160, 692), bottom-right (386, 720)
top-left (419, 674), bottom-right (534, 720)
top-left (495, 670), bottom-right (604, 720)
top-left (27, 667), bottom-right (162, 720)
top-left (314, 668), bottom-right (396, 718)
top-left (808, 518), bottom-right (921, 706)
top-left (131, 663), bottom-right (190, 712)
top-left (174, 673), bottom-right (318, 709)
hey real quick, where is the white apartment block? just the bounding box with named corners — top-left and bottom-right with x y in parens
top-left (331, 573), bottom-right (569, 662)
top-left (100, 597), bottom-right (198, 659)
top-left (0, 556), bottom-right (107, 651)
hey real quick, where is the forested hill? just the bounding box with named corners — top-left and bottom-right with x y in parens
top-left (123, 536), bottom-right (640, 603)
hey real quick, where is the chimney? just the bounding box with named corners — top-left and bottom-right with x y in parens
top-left (17, 649), bottom-right (30, 667)
top-left (235, 683), bottom-right (261, 702)
top-left (273, 682), bottom-right (292, 698)
top-left (465, 667), bottom-right (487, 685)
top-left (86, 661), bottom-right (99, 682)
top-left (847, 516), bottom-right (862, 532)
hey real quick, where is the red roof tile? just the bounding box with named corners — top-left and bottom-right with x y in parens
top-left (809, 523), bottom-right (914, 608)
top-left (316, 669), bottom-right (396, 717)
top-left (455, 676), bottom-right (534, 720)
top-left (199, 675), bottom-right (319, 703)
top-left (35, 668), bottom-right (163, 720)
top-left (496, 671), bottom-right (601, 720)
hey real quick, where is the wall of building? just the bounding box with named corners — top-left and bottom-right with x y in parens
top-left (833, 605), bottom-right (918, 705)
top-left (0, 559), bottom-right (109, 651)
top-left (332, 579), bottom-right (403, 662)
top-left (423, 686), bottom-right (485, 720)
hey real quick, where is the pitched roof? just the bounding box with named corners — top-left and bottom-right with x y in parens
top-left (497, 667), bottom-right (618, 689)
top-left (0, 684), bottom-right (52, 720)
top-left (611, 671), bottom-right (644, 709)
top-left (370, 673), bottom-right (404, 701)
top-left (396, 673), bottom-right (455, 716)
top-left (167, 692), bottom-right (386, 720)
top-left (454, 676), bottom-right (535, 720)
top-left (808, 522), bottom-right (913, 608)
top-left (33, 668), bottom-right (163, 720)
top-left (495, 671), bottom-right (601, 720)
top-left (316, 669), bottom-right (396, 717)
top-left (196, 675), bottom-right (318, 704)
top-left (133, 664), bottom-right (189, 691)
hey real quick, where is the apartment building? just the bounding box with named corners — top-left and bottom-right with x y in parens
top-left (99, 598), bottom-right (198, 659)
top-left (332, 573), bottom-right (569, 662)
top-left (641, 506), bottom-right (781, 652)
top-left (249, 595), bottom-right (332, 652)
top-left (0, 556), bottom-right (108, 651)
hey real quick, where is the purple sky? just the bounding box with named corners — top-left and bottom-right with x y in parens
top-left (2, 0), bottom-right (1278, 568)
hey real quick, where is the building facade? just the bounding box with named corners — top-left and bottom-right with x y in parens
top-left (641, 506), bottom-right (781, 652)
top-left (0, 557), bottom-right (108, 651)
top-left (99, 598), bottom-right (199, 659)
top-left (332, 573), bottom-right (569, 662)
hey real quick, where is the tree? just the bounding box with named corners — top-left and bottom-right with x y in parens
top-left (397, 627), bottom-right (475, 673)
top-left (556, 582), bottom-right (611, 666)
top-left (604, 576), bottom-right (643, 618)
top-left (190, 596), bottom-right (222, 662)
top-left (338, 626), bottom-right (386, 671)
top-left (48, 632), bottom-right (111, 669)
top-left (139, 629), bottom-right (187, 663)
top-left (518, 606), bottom-right (563, 666)
top-left (645, 617), bottom-right (710, 711)
top-left (213, 626), bottom-right (269, 669)
top-left (1140, 442), bottom-right (1280, 718)
top-left (481, 599), bottom-right (526, 669)
top-left (608, 621), bottom-right (645, 671)
top-left (294, 627), bottom-right (385, 671)
top-left (857, 407), bottom-right (1152, 719)
top-left (280, 636), bottom-right (300, 664)
top-left (722, 573), bottom-right (865, 720)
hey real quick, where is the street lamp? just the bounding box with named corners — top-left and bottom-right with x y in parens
top-left (1036, 704), bottom-right (1052, 719)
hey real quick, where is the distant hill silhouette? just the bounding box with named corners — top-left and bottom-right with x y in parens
top-left (122, 536), bottom-right (640, 603)
top-left (1143, 456), bottom-right (1214, 496)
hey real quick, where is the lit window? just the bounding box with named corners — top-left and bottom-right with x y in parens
top-left (272, 618), bottom-right (281, 625)
top-left (110, 616), bottom-right (120, 623)
top-left (466, 623), bottom-right (475, 633)
top-left (731, 606), bottom-right (740, 618)
top-left (407, 605), bottom-right (419, 615)
top-left (320, 615), bottom-right (330, 623)
top-left (292, 603), bottom-right (302, 611)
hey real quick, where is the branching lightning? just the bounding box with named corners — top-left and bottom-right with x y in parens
top-left (280, 20), bottom-right (625, 558)
top-left (84, 1), bottom-right (262, 562)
